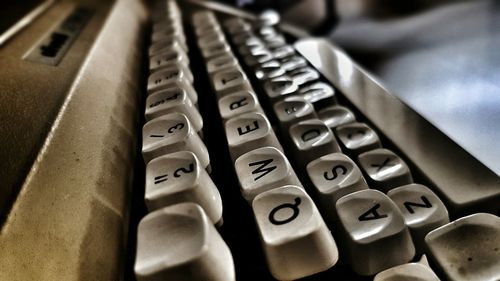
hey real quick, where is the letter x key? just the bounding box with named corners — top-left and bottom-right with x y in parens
top-left (358, 148), bottom-right (413, 192)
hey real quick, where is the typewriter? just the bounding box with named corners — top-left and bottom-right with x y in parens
top-left (0, 0), bottom-right (498, 280)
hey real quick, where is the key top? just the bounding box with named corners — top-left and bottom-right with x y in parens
top-left (374, 263), bottom-right (440, 281)
top-left (263, 76), bottom-right (298, 101)
top-left (288, 119), bottom-right (341, 170)
top-left (318, 105), bottom-right (356, 129)
top-left (273, 96), bottom-right (317, 132)
top-left (142, 112), bottom-right (209, 168)
top-left (298, 81), bottom-right (336, 105)
top-left (200, 40), bottom-right (231, 59)
top-left (306, 152), bottom-right (368, 220)
top-left (134, 203), bottom-right (235, 281)
top-left (387, 184), bottom-right (449, 253)
top-left (147, 64), bottom-right (194, 94)
top-left (280, 55), bottom-right (308, 72)
top-left (335, 122), bottom-right (382, 156)
top-left (244, 49), bottom-right (273, 66)
top-left (218, 90), bottom-right (262, 120)
top-left (358, 148), bottom-right (413, 192)
top-left (289, 66), bottom-right (320, 86)
top-left (206, 53), bottom-right (238, 74)
top-left (335, 189), bottom-right (415, 276)
top-left (425, 213), bottom-right (500, 281)
top-left (271, 45), bottom-right (295, 60)
top-left (255, 60), bottom-right (286, 80)
top-left (197, 30), bottom-right (225, 49)
top-left (145, 88), bottom-right (203, 132)
top-left (235, 146), bottom-right (302, 203)
top-left (212, 67), bottom-right (252, 99)
top-left (252, 185), bottom-right (339, 280)
top-left (149, 37), bottom-right (187, 55)
top-left (225, 112), bottom-right (283, 162)
top-left (149, 46), bottom-right (189, 71)
top-left (145, 151), bottom-right (223, 225)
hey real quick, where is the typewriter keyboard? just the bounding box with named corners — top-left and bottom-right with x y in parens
top-left (129, 1), bottom-right (500, 280)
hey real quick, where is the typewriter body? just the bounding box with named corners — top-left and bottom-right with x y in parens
top-left (0, 0), bottom-right (498, 280)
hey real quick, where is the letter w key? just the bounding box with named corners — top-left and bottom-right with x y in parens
top-left (249, 158), bottom-right (277, 181)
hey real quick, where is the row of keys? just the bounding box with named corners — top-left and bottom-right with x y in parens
top-left (223, 12), bottom-right (500, 281)
top-left (192, 10), bottom-right (340, 280)
top-left (220, 12), bottom-right (454, 279)
top-left (135, 2), bottom-right (235, 281)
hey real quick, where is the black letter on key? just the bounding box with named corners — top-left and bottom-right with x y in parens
top-left (230, 97), bottom-right (248, 110)
top-left (301, 129), bottom-right (320, 142)
top-left (269, 197), bottom-right (302, 225)
top-left (237, 120), bottom-right (259, 135)
top-left (324, 164), bottom-right (348, 181)
top-left (404, 196), bottom-right (432, 214)
top-left (154, 174), bottom-right (168, 184)
top-left (358, 203), bottom-right (388, 221)
top-left (249, 158), bottom-right (277, 181)
top-left (173, 163), bottom-right (194, 178)
top-left (371, 157), bottom-right (394, 172)
top-left (168, 122), bottom-right (184, 133)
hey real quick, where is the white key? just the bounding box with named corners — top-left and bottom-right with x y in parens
top-left (257, 26), bottom-right (278, 39)
top-left (192, 11), bottom-right (217, 27)
top-left (280, 55), bottom-right (307, 71)
top-left (318, 105), bottom-right (356, 129)
top-left (252, 185), bottom-right (339, 280)
top-left (142, 112), bottom-right (209, 168)
top-left (147, 76), bottom-right (197, 104)
top-left (134, 203), bottom-right (235, 281)
top-left (235, 147), bottom-right (302, 203)
top-left (271, 45), bottom-right (295, 60)
top-left (147, 64), bottom-right (194, 94)
top-left (388, 184), bottom-right (449, 253)
top-left (273, 96), bottom-right (317, 132)
top-left (358, 148), bottom-right (413, 192)
top-left (425, 213), bottom-right (500, 281)
top-left (200, 40), bottom-right (231, 59)
top-left (298, 82), bottom-right (336, 104)
top-left (197, 30), bottom-right (225, 49)
top-left (152, 19), bottom-right (177, 34)
top-left (289, 66), bottom-right (320, 86)
top-left (288, 119), bottom-right (341, 169)
top-left (149, 46), bottom-right (189, 71)
top-left (335, 122), bottom-right (382, 155)
top-left (149, 37), bottom-right (187, 55)
top-left (239, 43), bottom-right (266, 57)
top-left (145, 88), bottom-right (203, 132)
top-left (212, 67), bottom-right (252, 98)
top-left (264, 35), bottom-right (286, 49)
top-left (223, 18), bottom-right (252, 35)
top-left (194, 22), bottom-right (221, 37)
top-left (306, 152), bottom-right (368, 221)
top-left (262, 76), bottom-right (298, 101)
top-left (225, 112), bottom-right (283, 162)
top-left (218, 90), bottom-right (262, 120)
top-left (244, 49), bottom-right (273, 66)
top-left (232, 31), bottom-right (253, 46)
top-left (145, 151), bottom-right (222, 224)
top-left (255, 60), bottom-right (286, 80)
top-left (206, 53), bottom-right (238, 74)
top-left (335, 189), bottom-right (415, 276)
top-left (374, 263), bottom-right (440, 281)
top-left (151, 27), bottom-right (186, 44)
